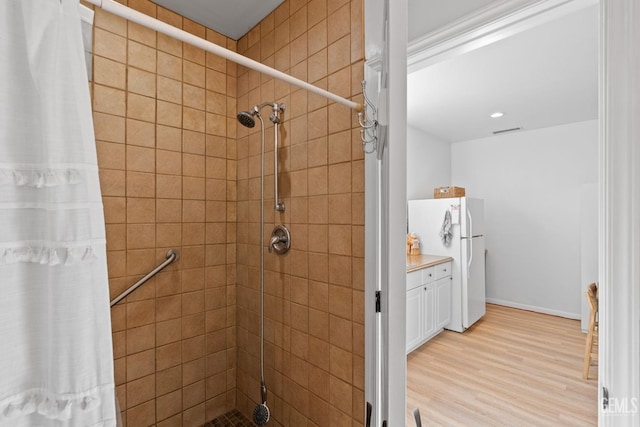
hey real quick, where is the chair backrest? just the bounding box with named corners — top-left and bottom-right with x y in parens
top-left (586, 282), bottom-right (598, 313)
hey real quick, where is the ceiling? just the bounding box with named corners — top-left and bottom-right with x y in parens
top-left (151, 0), bottom-right (284, 40)
top-left (408, 0), bottom-right (498, 41)
top-left (407, 4), bottom-right (599, 143)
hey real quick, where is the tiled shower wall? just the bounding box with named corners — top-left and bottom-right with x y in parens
top-left (235, 0), bottom-right (366, 425)
top-left (91, 0), bottom-right (239, 425)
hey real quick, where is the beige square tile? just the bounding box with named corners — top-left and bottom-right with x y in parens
top-left (93, 84), bottom-right (126, 116)
top-left (157, 295), bottom-right (182, 322)
top-left (157, 101), bottom-right (183, 128)
top-left (156, 198), bottom-right (181, 222)
top-left (126, 224), bottom-right (156, 250)
top-left (157, 342), bottom-right (182, 370)
top-left (127, 145), bottom-right (155, 173)
top-left (183, 335), bottom-right (205, 362)
top-left (183, 200), bottom-right (206, 222)
top-left (158, 51), bottom-right (182, 80)
top-left (330, 375), bottom-right (352, 416)
top-left (206, 113), bottom-right (227, 137)
top-left (183, 223), bottom-right (205, 246)
top-left (328, 253), bottom-right (351, 287)
top-left (183, 130), bottom-right (206, 155)
top-left (327, 35), bottom-right (350, 74)
top-left (126, 399), bottom-right (155, 426)
top-left (155, 175), bottom-right (182, 202)
top-left (156, 150), bottom-right (182, 176)
top-left (156, 365), bottom-right (183, 396)
top-left (103, 196), bottom-right (126, 224)
top-left (127, 198), bottom-right (155, 223)
top-left (157, 318), bottom-right (182, 346)
top-left (126, 171), bottom-right (155, 198)
top-left (126, 118), bottom-right (155, 148)
top-left (183, 107), bottom-right (206, 133)
top-left (94, 112), bottom-right (125, 143)
top-left (99, 169), bottom-right (125, 197)
top-left (156, 389), bottom-right (182, 422)
top-left (126, 348), bottom-right (155, 381)
top-left (128, 67), bottom-right (156, 98)
top-left (206, 69), bottom-right (227, 95)
top-left (183, 177), bottom-right (206, 200)
top-left (327, 4), bottom-right (350, 45)
top-left (128, 40), bottom-right (156, 73)
top-left (96, 141), bottom-right (125, 170)
top-left (127, 93), bottom-right (156, 123)
top-left (156, 223), bottom-right (182, 248)
top-left (309, 19), bottom-right (333, 55)
top-left (106, 224), bottom-right (126, 251)
top-left (184, 61), bottom-right (206, 88)
top-left (328, 193), bottom-right (351, 224)
top-left (157, 76), bottom-right (182, 104)
top-left (308, 49), bottom-right (328, 84)
top-left (183, 84), bottom-right (206, 110)
top-left (93, 56), bottom-right (126, 90)
top-left (126, 324), bottom-right (155, 355)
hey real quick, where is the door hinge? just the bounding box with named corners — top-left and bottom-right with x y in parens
top-left (375, 291), bottom-right (381, 313)
top-left (602, 386), bottom-right (609, 410)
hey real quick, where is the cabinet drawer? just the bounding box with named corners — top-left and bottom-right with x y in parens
top-left (422, 267), bottom-right (435, 284)
top-left (435, 262), bottom-right (452, 279)
top-left (407, 271), bottom-right (422, 290)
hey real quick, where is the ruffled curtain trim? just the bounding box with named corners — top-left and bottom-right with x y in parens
top-left (0, 388), bottom-right (102, 421)
top-left (0, 168), bottom-right (81, 188)
top-left (0, 242), bottom-right (99, 266)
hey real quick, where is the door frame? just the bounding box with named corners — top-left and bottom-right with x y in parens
top-left (365, 0), bottom-right (640, 424)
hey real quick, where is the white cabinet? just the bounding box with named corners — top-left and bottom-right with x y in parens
top-left (406, 287), bottom-right (422, 350)
top-left (435, 277), bottom-right (451, 330)
top-left (406, 261), bottom-right (452, 353)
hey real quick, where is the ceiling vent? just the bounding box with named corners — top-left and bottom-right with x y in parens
top-left (493, 127), bottom-right (522, 135)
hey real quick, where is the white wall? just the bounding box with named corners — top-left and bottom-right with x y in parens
top-left (451, 120), bottom-right (598, 317)
top-left (407, 126), bottom-right (451, 200)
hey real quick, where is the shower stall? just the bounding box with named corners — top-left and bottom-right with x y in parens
top-left (81, 0), bottom-right (367, 425)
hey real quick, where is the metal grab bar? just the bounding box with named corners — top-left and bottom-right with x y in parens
top-left (110, 249), bottom-right (180, 307)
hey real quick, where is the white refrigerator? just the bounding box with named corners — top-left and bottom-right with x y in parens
top-left (408, 197), bottom-right (486, 332)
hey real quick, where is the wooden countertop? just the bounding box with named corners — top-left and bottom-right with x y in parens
top-left (406, 254), bottom-right (453, 273)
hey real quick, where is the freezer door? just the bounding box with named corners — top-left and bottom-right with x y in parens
top-left (462, 235), bottom-right (486, 328)
top-left (460, 198), bottom-right (485, 238)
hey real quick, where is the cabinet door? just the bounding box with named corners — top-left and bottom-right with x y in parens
top-left (406, 287), bottom-right (422, 352)
top-left (436, 277), bottom-right (452, 329)
top-left (422, 284), bottom-right (435, 340)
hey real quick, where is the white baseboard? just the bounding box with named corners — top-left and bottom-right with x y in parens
top-left (486, 298), bottom-right (581, 320)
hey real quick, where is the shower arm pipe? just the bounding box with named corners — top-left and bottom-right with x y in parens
top-left (85, 0), bottom-right (363, 113)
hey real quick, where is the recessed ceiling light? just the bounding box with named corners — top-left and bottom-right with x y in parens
top-left (490, 112), bottom-right (504, 118)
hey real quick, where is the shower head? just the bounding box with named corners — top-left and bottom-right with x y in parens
top-left (237, 111), bottom-right (256, 128)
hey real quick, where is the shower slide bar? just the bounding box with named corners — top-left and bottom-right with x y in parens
top-left (84, 0), bottom-right (363, 113)
top-left (110, 249), bottom-right (180, 307)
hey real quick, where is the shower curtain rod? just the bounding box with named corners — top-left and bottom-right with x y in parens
top-left (84, 0), bottom-right (363, 113)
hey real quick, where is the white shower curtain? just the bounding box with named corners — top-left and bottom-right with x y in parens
top-left (0, 0), bottom-right (116, 425)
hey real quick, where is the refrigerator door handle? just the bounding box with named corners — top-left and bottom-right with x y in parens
top-left (468, 238), bottom-right (473, 272)
top-left (467, 206), bottom-right (473, 238)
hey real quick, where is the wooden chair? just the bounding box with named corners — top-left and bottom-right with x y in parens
top-left (583, 282), bottom-right (598, 379)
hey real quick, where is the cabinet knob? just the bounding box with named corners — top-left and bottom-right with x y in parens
top-left (443, 268), bottom-right (447, 272)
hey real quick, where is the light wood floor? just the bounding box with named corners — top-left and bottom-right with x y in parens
top-left (406, 304), bottom-right (597, 426)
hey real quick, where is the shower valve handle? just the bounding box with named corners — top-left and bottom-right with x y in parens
top-left (268, 225), bottom-right (291, 254)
